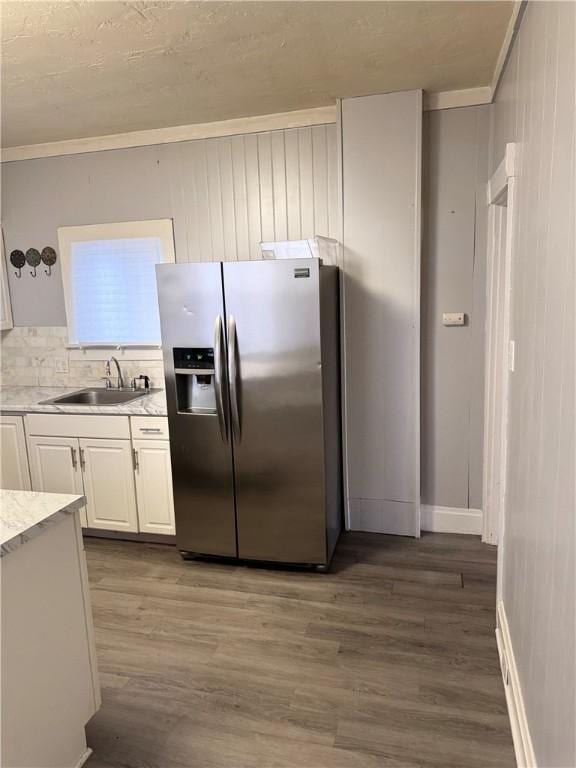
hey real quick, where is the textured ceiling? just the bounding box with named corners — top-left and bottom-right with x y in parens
top-left (0, 1), bottom-right (513, 148)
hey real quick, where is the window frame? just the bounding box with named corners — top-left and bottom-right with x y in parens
top-left (58, 219), bottom-right (175, 361)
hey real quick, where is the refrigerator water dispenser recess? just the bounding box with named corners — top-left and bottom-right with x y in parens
top-left (173, 347), bottom-right (217, 414)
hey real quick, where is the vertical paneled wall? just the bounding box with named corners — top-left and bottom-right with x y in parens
top-left (1, 124), bottom-right (338, 326)
top-left (490, 3), bottom-right (575, 766)
top-left (173, 126), bottom-right (339, 263)
top-left (341, 91), bottom-right (422, 535)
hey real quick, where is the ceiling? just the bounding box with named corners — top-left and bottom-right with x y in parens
top-left (0, 1), bottom-right (513, 148)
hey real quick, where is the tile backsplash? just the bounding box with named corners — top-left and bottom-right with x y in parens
top-left (0, 327), bottom-right (165, 388)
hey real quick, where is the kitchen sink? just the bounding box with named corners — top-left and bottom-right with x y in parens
top-left (41, 388), bottom-right (158, 406)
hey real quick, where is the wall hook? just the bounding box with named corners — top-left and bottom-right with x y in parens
top-left (10, 250), bottom-right (25, 278)
top-left (26, 248), bottom-right (41, 278)
top-left (41, 246), bottom-right (57, 276)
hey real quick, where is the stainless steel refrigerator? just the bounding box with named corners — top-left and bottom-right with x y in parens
top-left (156, 258), bottom-right (342, 568)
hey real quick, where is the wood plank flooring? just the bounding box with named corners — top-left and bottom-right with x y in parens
top-left (84, 532), bottom-right (514, 768)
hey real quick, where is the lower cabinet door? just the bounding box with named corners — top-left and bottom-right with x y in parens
top-left (80, 438), bottom-right (138, 532)
top-left (28, 435), bottom-right (88, 526)
top-left (0, 416), bottom-right (31, 490)
top-left (133, 439), bottom-right (175, 535)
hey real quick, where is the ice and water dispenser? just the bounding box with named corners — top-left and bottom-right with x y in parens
top-left (173, 347), bottom-right (217, 413)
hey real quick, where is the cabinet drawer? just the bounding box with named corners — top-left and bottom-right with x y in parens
top-left (130, 416), bottom-right (170, 440)
top-left (26, 413), bottom-right (130, 439)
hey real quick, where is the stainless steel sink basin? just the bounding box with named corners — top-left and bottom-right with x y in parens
top-left (41, 388), bottom-right (158, 406)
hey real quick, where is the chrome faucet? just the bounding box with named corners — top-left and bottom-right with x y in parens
top-left (105, 356), bottom-right (124, 389)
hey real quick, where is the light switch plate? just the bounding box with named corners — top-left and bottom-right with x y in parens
top-left (508, 340), bottom-right (516, 372)
top-left (442, 312), bottom-right (465, 326)
top-left (55, 357), bottom-right (69, 373)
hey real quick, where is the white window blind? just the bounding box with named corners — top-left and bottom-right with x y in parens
top-left (58, 219), bottom-right (175, 349)
top-left (70, 237), bottom-right (162, 345)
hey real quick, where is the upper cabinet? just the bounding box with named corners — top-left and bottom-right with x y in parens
top-left (1, 233), bottom-right (14, 330)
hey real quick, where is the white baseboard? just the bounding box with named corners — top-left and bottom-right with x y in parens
top-left (420, 505), bottom-right (482, 535)
top-left (74, 747), bottom-right (93, 768)
top-left (496, 601), bottom-right (537, 768)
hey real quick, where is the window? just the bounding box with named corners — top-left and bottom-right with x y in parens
top-left (58, 220), bottom-right (175, 352)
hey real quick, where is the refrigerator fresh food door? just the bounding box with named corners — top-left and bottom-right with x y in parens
top-left (223, 259), bottom-right (326, 564)
top-left (156, 263), bottom-right (237, 557)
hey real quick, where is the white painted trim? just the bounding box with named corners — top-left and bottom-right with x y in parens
top-left (73, 746), bottom-right (93, 768)
top-left (0, 0), bottom-right (525, 168)
top-left (1, 233), bottom-right (14, 331)
top-left (423, 87), bottom-right (492, 112)
top-left (496, 601), bottom-right (537, 767)
top-left (488, 143), bottom-right (517, 204)
top-left (420, 505), bottom-right (482, 535)
top-left (1, 106), bottom-right (337, 163)
top-left (335, 98), bottom-right (351, 532)
top-left (57, 218), bottom-right (175, 350)
top-left (491, 1), bottom-right (527, 100)
top-left (68, 347), bottom-right (163, 362)
top-left (413, 89), bottom-right (423, 538)
top-left (483, 143), bottom-right (517, 576)
top-left (423, 4), bottom-right (526, 113)
top-left (483, 204), bottom-right (502, 544)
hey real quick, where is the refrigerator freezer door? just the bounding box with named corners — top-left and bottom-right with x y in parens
top-left (223, 259), bottom-right (326, 564)
top-left (156, 263), bottom-right (237, 557)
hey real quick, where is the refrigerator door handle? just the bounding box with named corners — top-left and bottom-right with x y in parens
top-left (227, 314), bottom-right (241, 443)
top-left (214, 314), bottom-right (229, 444)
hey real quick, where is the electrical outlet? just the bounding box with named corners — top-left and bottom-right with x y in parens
top-left (54, 357), bottom-right (69, 374)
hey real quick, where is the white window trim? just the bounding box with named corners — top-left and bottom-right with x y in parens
top-left (58, 219), bottom-right (175, 361)
top-left (68, 347), bottom-right (163, 362)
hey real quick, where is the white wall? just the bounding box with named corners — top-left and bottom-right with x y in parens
top-left (490, 2), bottom-right (575, 765)
top-left (2, 99), bottom-right (491, 523)
top-left (1, 124), bottom-right (338, 326)
top-left (421, 105), bottom-right (489, 511)
top-left (341, 91), bottom-right (422, 535)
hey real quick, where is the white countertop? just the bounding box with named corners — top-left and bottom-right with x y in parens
top-left (0, 489), bottom-right (85, 556)
top-left (0, 385), bottom-right (168, 416)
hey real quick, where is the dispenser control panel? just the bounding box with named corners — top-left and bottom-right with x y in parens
top-left (173, 347), bottom-right (214, 370)
top-left (173, 348), bottom-right (217, 414)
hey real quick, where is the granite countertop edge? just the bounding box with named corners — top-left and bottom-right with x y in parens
top-left (0, 491), bottom-right (86, 557)
top-left (0, 386), bottom-right (168, 417)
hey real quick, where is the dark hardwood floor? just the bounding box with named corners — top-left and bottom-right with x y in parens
top-left (84, 532), bottom-right (514, 768)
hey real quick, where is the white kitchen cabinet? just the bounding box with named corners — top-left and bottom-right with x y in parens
top-left (133, 439), bottom-right (175, 535)
top-left (2, 499), bottom-right (100, 768)
top-left (0, 235), bottom-right (13, 331)
top-left (80, 438), bottom-right (138, 532)
top-left (0, 416), bottom-right (31, 490)
top-left (28, 435), bottom-right (88, 527)
top-left (24, 413), bottom-right (175, 536)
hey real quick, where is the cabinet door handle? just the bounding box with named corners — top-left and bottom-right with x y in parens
top-left (140, 428), bottom-right (161, 434)
top-left (132, 448), bottom-right (139, 471)
top-left (70, 446), bottom-right (77, 469)
top-left (79, 448), bottom-right (86, 470)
